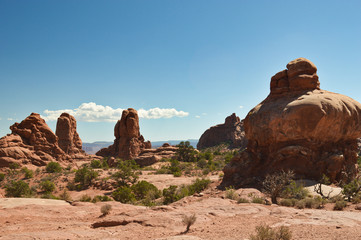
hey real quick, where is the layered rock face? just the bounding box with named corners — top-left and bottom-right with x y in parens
top-left (223, 58), bottom-right (361, 186)
top-left (0, 112), bottom-right (89, 167)
top-left (96, 108), bottom-right (151, 159)
top-left (197, 113), bottom-right (247, 150)
top-left (56, 113), bottom-right (84, 155)
top-left (134, 143), bottom-right (178, 167)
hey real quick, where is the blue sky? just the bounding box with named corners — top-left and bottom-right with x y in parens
top-left (1, 0), bottom-right (361, 142)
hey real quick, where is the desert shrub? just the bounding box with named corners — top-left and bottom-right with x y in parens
top-left (176, 141), bottom-right (197, 162)
top-left (188, 178), bottom-right (211, 194)
top-left (182, 213), bottom-right (196, 233)
top-left (262, 170), bottom-right (295, 204)
top-left (224, 152), bottom-right (234, 164)
top-left (40, 180), bottom-right (56, 193)
top-left (113, 159), bottom-right (139, 187)
top-left (74, 165), bottom-right (98, 189)
top-left (334, 200), bottom-right (347, 210)
top-left (46, 162), bottom-right (62, 173)
top-left (79, 194), bottom-right (92, 202)
top-left (112, 186), bottom-right (136, 203)
top-left (250, 224), bottom-right (292, 240)
top-left (41, 193), bottom-right (59, 199)
top-left (238, 198), bottom-right (250, 203)
top-left (21, 167), bottom-right (34, 179)
top-left (0, 173), bottom-right (5, 182)
top-left (58, 189), bottom-right (71, 201)
top-left (280, 198), bottom-right (297, 207)
top-left (131, 180), bottom-right (161, 200)
top-left (252, 197), bottom-right (265, 204)
top-left (101, 204), bottom-right (112, 216)
top-left (92, 195), bottom-right (112, 203)
top-left (295, 197), bottom-right (323, 209)
top-left (9, 162), bottom-right (20, 170)
top-left (225, 187), bottom-right (238, 200)
top-left (342, 178), bottom-right (361, 202)
top-left (282, 181), bottom-right (308, 200)
top-left (163, 185), bottom-right (182, 205)
top-left (173, 171), bottom-right (182, 177)
top-left (90, 159), bottom-right (102, 169)
top-left (203, 152), bottom-right (213, 161)
top-left (197, 159), bottom-right (207, 169)
top-left (5, 180), bottom-right (31, 197)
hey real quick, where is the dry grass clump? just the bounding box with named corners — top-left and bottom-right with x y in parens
top-left (182, 213), bottom-right (196, 233)
top-left (100, 204), bottom-right (112, 216)
top-left (250, 224), bottom-right (292, 240)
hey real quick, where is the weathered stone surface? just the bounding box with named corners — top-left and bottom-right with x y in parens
top-left (0, 112), bottom-right (90, 168)
top-left (197, 113), bottom-right (247, 150)
top-left (134, 143), bottom-right (178, 167)
top-left (56, 113), bottom-right (84, 155)
top-left (223, 58), bottom-right (361, 187)
top-left (96, 108), bottom-right (151, 159)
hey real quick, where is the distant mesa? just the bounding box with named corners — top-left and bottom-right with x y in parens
top-left (96, 108), bottom-right (151, 160)
top-left (134, 143), bottom-right (179, 167)
top-left (222, 58), bottom-right (361, 187)
top-left (197, 113), bottom-right (247, 150)
top-left (0, 112), bottom-right (90, 168)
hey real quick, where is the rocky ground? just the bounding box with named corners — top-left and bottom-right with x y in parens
top-left (1, 174), bottom-right (361, 240)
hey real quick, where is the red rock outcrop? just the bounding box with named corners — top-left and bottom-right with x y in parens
top-left (134, 143), bottom-right (178, 167)
top-left (197, 113), bottom-right (247, 150)
top-left (222, 58), bottom-right (361, 187)
top-left (0, 112), bottom-right (90, 168)
top-left (96, 108), bottom-right (151, 159)
top-left (56, 113), bottom-right (84, 155)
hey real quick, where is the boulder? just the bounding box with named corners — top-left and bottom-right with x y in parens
top-left (96, 108), bottom-right (151, 159)
top-left (222, 58), bottom-right (361, 187)
top-left (197, 113), bottom-right (247, 150)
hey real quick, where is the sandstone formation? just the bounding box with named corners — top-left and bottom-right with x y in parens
top-left (197, 113), bottom-right (247, 150)
top-left (56, 113), bottom-right (84, 155)
top-left (0, 112), bottom-right (89, 167)
top-left (223, 58), bottom-right (361, 187)
top-left (96, 108), bottom-right (151, 159)
top-left (134, 143), bottom-right (178, 167)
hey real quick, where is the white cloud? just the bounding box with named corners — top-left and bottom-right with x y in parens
top-left (195, 115), bottom-right (201, 118)
top-left (42, 102), bottom-right (189, 122)
top-left (239, 105), bottom-right (244, 109)
top-left (0, 117), bottom-right (2, 120)
top-left (202, 113), bottom-right (207, 116)
top-left (7, 118), bottom-right (14, 121)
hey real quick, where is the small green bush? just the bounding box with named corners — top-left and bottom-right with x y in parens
top-left (0, 173), bottom-right (5, 182)
top-left (225, 187), bottom-right (238, 200)
top-left (9, 162), bottom-right (20, 170)
top-left (238, 198), bottom-right (250, 203)
top-left (334, 200), bottom-right (347, 211)
top-left (21, 167), bottom-right (34, 179)
top-left (5, 180), bottom-right (32, 197)
top-left (282, 181), bottom-right (308, 200)
top-left (79, 194), bottom-right (92, 202)
top-left (342, 179), bottom-right (361, 202)
top-left (252, 197), bottom-right (265, 204)
top-left (197, 159), bottom-right (207, 169)
top-left (131, 180), bottom-right (161, 201)
top-left (262, 170), bottom-right (295, 204)
top-left (58, 189), bottom-right (71, 201)
top-left (74, 165), bottom-right (98, 189)
top-left (46, 162), bottom-right (62, 173)
top-left (113, 159), bottom-right (139, 187)
top-left (112, 186), bottom-right (135, 203)
top-left (90, 160), bottom-right (102, 169)
top-left (92, 195), bottom-right (112, 203)
top-left (40, 180), bottom-right (56, 193)
top-left (250, 224), bottom-right (292, 240)
top-left (163, 185), bottom-right (181, 205)
top-left (176, 141), bottom-right (197, 162)
top-left (188, 178), bottom-right (211, 194)
top-left (279, 198), bottom-right (297, 207)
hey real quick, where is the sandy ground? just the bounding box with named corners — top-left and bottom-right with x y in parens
top-left (1, 180), bottom-right (361, 240)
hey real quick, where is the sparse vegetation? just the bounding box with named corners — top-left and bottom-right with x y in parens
top-left (100, 204), bottom-right (112, 216)
top-left (40, 180), bottom-right (56, 193)
top-left (182, 213), bottom-right (196, 233)
top-left (334, 200), bottom-right (347, 210)
top-left (46, 162), bottom-right (62, 173)
top-left (176, 141), bottom-right (197, 162)
top-left (249, 224), bottom-right (292, 240)
top-left (5, 180), bottom-right (32, 197)
top-left (79, 194), bottom-right (92, 202)
top-left (262, 170), bottom-right (295, 204)
top-left (0, 173), bottom-right (5, 182)
top-left (21, 167), bottom-right (33, 179)
top-left (225, 186), bottom-right (238, 200)
top-left (90, 159), bottom-right (102, 169)
top-left (112, 159), bottom-right (139, 187)
top-left (74, 165), bottom-right (98, 190)
top-left (112, 186), bottom-right (136, 203)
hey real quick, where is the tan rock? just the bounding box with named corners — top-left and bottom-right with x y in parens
top-left (223, 58), bottom-right (361, 186)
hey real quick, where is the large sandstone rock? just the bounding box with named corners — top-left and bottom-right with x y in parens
top-left (96, 108), bottom-right (151, 159)
top-left (197, 113), bottom-right (247, 150)
top-left (222, 58), bottom-right (361, 187)
top-left (134, 143), bottom-right (178, 167)
top-left (0, 112), bottom-right (89, 168)
top-left (56, 113), bottom-right (84, 155)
